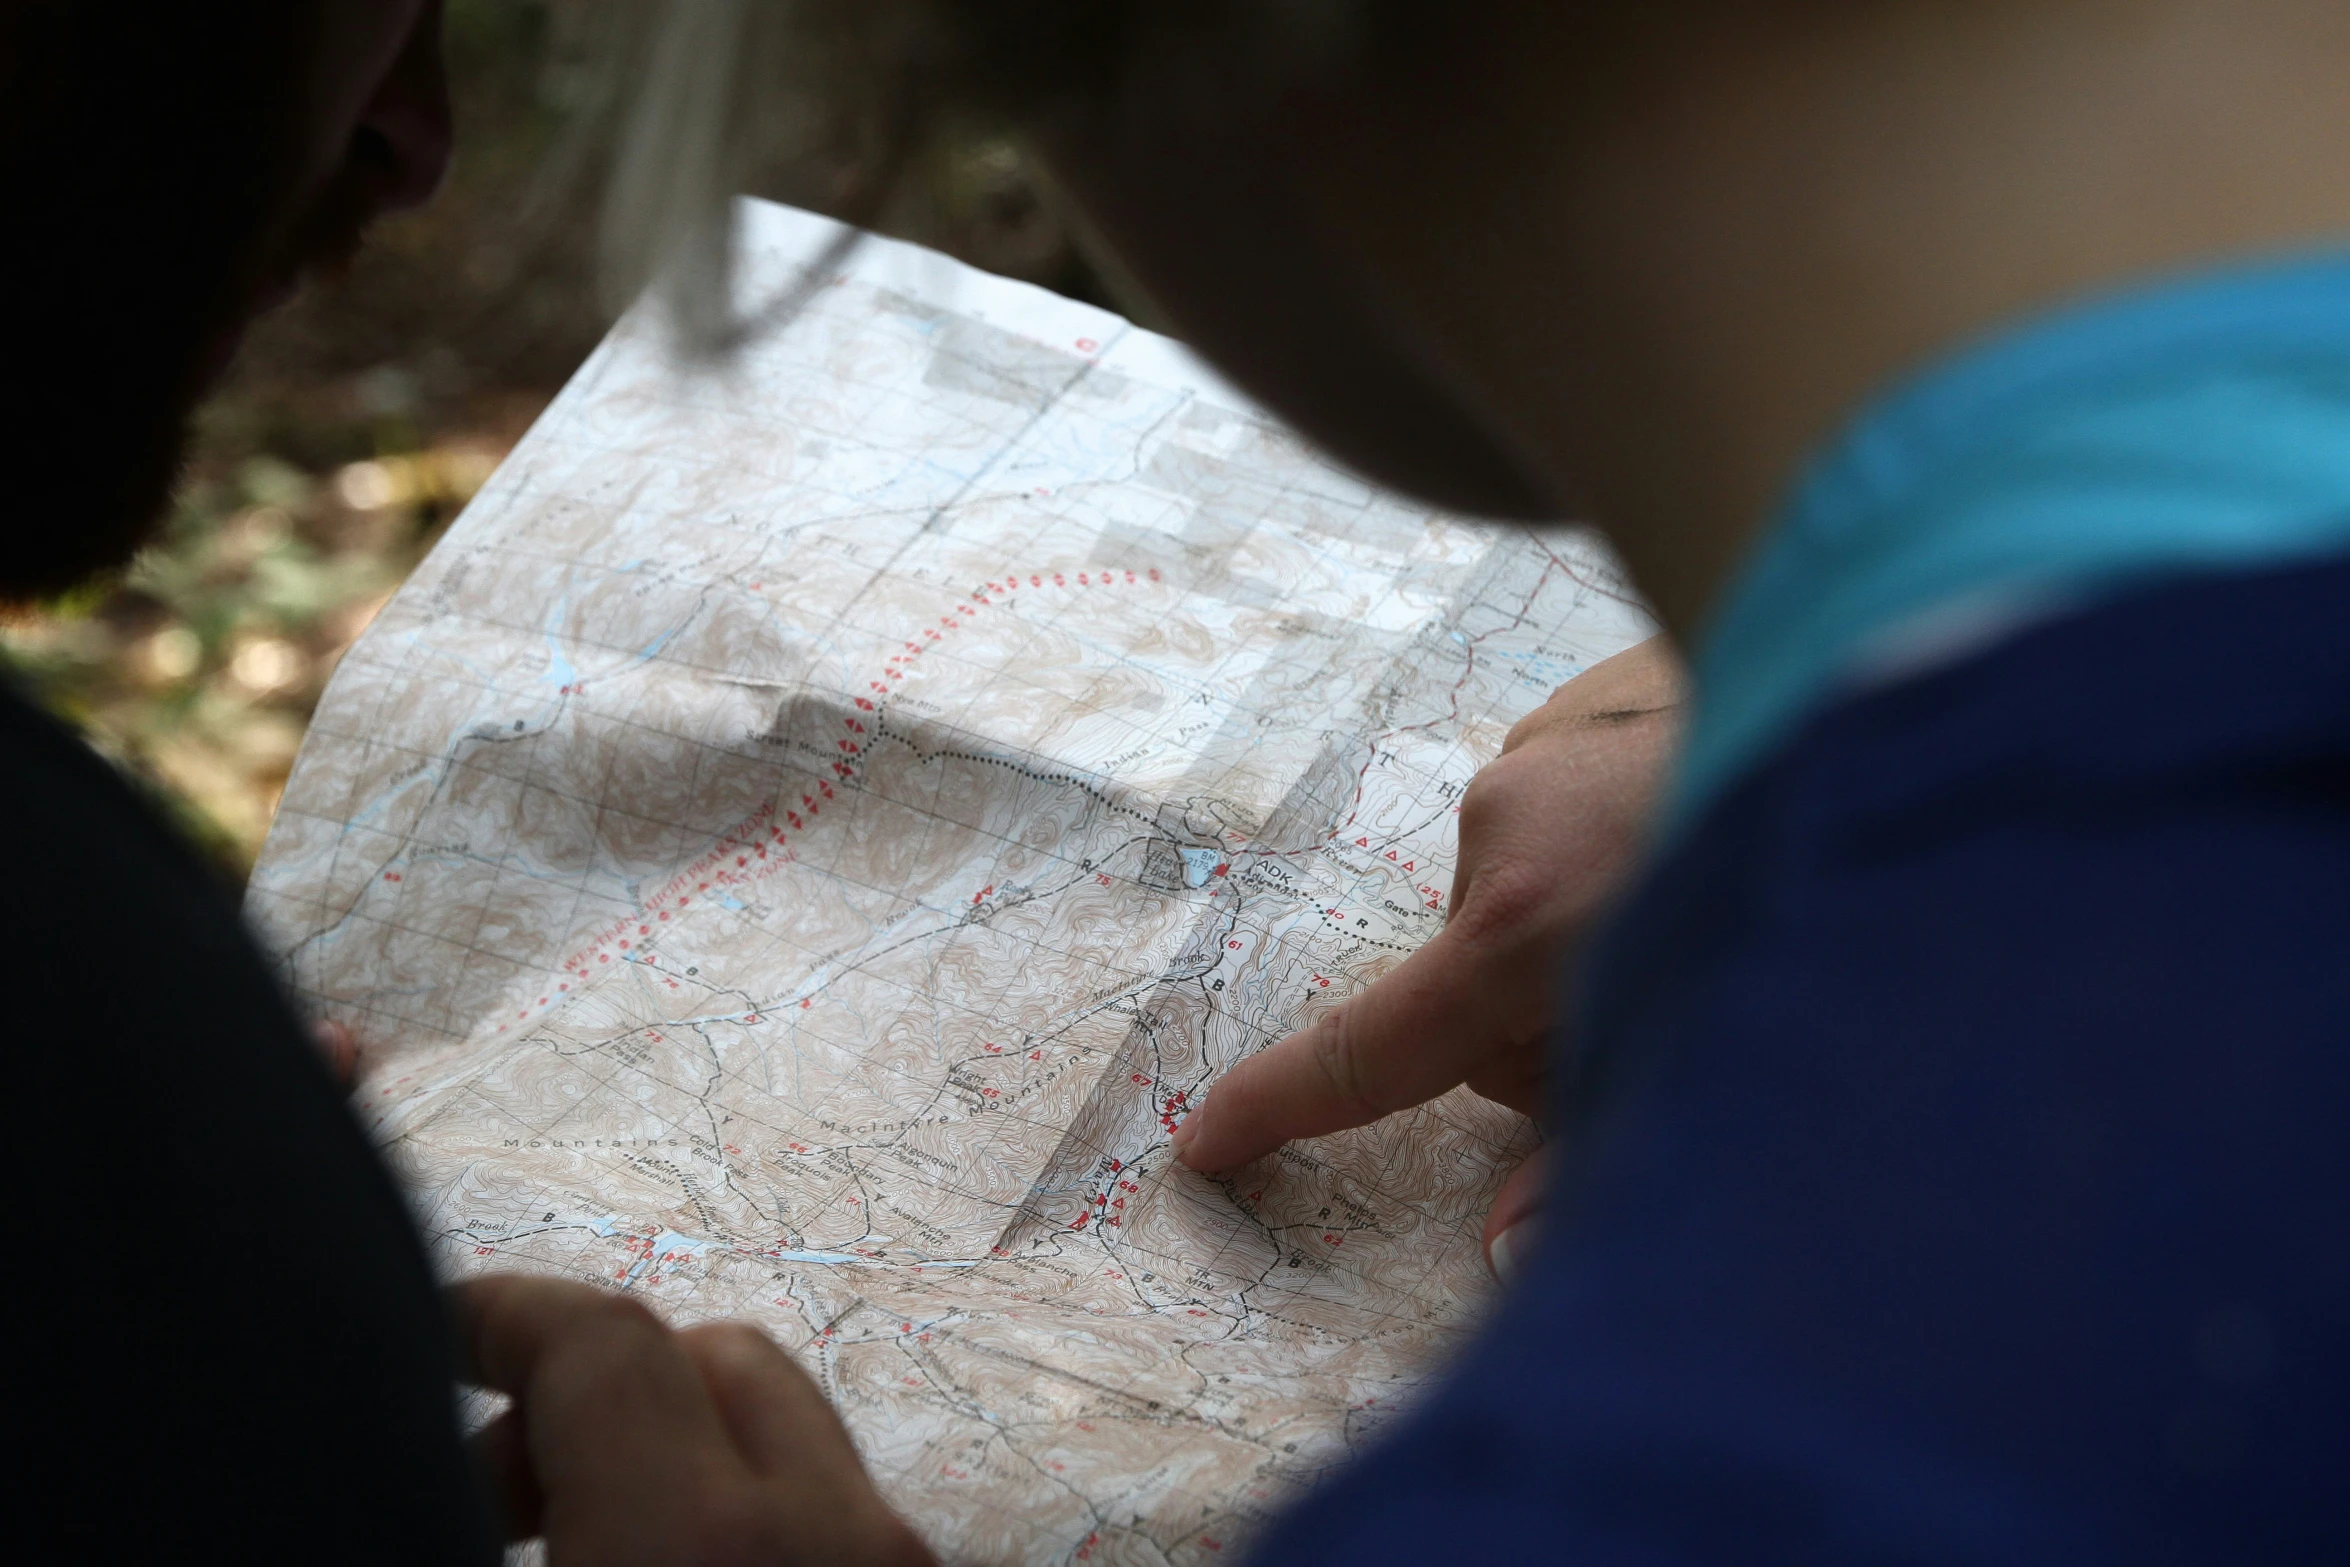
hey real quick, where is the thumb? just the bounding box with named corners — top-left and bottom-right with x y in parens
top-left (1172, 914), bottom-right (1549, 1173)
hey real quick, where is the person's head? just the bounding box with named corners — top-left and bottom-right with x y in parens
top-left (622, 2), bottom-right (1565, 520)
top-left (19, 1), bottom-right (2350, 626)
top-left (0, 0), bottom-right (449, 599)
top-left (648, 0), bottom-right (2350, 629)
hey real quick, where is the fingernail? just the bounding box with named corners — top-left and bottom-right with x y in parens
top-left (1168, 1116), bottom-right (1195, 1155)
top-left (1487, 1219), bottom-right (1537, 1285)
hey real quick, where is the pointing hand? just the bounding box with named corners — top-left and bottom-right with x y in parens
top-left (1169, 638), bottom-right (1685, 1265)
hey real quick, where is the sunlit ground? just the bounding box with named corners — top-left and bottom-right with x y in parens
top-left (0, 0), bottom-right (1098, 885)
top-left (1, 437), bottom-right (515, 874)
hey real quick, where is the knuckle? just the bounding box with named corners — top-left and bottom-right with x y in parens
top-left (569, 1292), bottom-right (676, 1373)
top-left (466, 1272), bottom-right (548, 1338)
top-left (587, 1290), bottom-right (667, 1338)
top-left (678, 1320), bottom-right (789, 1385)
top-left (1462, 751), bottom-right (1517, 799)
top-left (680, 1483), bottom-right (787, 1567)
top-left (683, 1320), bottom-right (771, 1358)
top-left (1305, 1007), bottom-right (1375, 1116)
top-left (1461, 747), bottom-right (1548, 812)
top-left (1446, 863), bottom-right (1555, 950)
top-left (1457, 762), bottom-right (1515, 830)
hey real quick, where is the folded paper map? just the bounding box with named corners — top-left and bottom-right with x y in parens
top-left (248, 200), bottom-right (1652, 1565)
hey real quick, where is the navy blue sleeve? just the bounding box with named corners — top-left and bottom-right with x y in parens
top-left (1251, 556), bottom-right (2350, 1565)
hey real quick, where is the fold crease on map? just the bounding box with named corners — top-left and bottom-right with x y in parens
top-left (248, 198), bottom-right (1653, 1567)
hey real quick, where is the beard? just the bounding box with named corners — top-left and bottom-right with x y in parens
top-left (0, 3), bottom-right (376, 600)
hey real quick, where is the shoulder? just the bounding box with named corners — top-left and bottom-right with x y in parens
top-left (0, 682), bottom-right (306, 1094)
top-left (1595, 550), bottom-right (2350, 1050)
top-left (0, 681), bottom-right (246, 946)
top-left (0, 683), bottom-right (500, 1561)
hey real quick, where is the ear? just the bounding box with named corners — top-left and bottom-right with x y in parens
top-left (345, 0), bottom-right (453, 217)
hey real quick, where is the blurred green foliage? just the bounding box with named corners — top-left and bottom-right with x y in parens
top-left (1, 0), bottom-right (1096, 883)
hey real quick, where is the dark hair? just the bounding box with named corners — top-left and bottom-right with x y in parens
top-left (0, 2), bottom-right (323, 598)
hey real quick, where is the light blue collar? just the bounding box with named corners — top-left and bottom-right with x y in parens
top-left (1670, 248), bottom-right (2350, 834)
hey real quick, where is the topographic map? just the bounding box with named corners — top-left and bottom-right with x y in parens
top-left (249, 200), bottom-right (1652, 1565)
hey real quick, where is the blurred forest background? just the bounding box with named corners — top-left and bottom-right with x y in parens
top-left (0, 0), bottom-right (1106, 882)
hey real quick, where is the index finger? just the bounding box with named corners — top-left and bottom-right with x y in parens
top-left (451, 1275), bottom-right (745, 1549)
top-left (452, 1273), bottom-right (669, 1392)
top-left (1170, 912), bottom-right (1549, 1173)
top-left (453, 1276), bottom-right (723, 1429)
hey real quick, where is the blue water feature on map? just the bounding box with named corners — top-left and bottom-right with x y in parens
top-left (1498, 648), bottom-right (1587, 688)
top-left (542, 630), bottom-right (579, 689)
top-left (1178, 847), bottom-right (1222, 888)
top-left (586, 1221), bottom-right (871, 1272)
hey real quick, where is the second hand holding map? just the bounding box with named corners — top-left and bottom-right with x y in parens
top-left (249, 201), bottom-right (1652, 1564)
